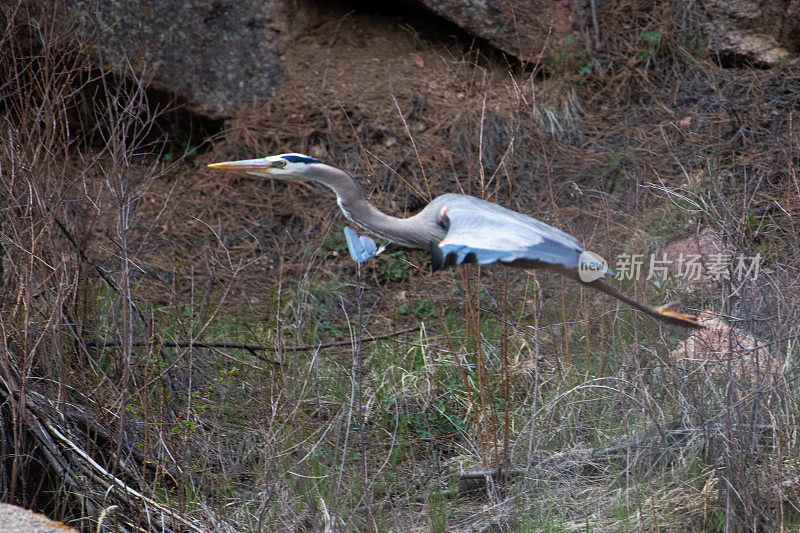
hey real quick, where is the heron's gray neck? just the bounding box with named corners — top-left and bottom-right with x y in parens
top-left (313, 164), bottom-right (444, 249)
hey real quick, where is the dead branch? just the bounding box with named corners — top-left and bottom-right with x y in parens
top-left (83, 325), bottom-right (423, 356)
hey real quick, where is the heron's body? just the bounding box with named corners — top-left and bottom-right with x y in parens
top-left (208, 153), bottom-right (701, 328)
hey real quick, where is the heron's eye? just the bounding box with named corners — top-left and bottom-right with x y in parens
top-left (276, 160), bottom-right (287, 167)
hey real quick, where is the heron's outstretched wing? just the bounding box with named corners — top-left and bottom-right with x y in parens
top-left (429, 194), bottom-right (610, 275)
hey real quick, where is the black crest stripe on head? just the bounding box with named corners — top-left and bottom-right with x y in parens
top-left (283, 155), bottom-right (320, 164)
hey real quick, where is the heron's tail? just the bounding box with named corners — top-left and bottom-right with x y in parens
top-left (581, 278), bottom-right (704, 329)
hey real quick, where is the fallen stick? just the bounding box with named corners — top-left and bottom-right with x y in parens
top-left (84, 325), bottom-right (422, 355)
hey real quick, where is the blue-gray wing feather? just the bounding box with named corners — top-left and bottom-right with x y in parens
top-left (344, 226), bottom-right (377, 263)
top-left (430, 194), bottom-right (587, 271)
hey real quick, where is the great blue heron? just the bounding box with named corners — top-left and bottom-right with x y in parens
top-left (208, 153), bottom-right (701, 328)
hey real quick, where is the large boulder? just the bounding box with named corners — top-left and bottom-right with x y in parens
top-left (65, 0), bottom-right (288, 118)
top-left (702, 0), bottom-right (798, 65)
top-left (412, 0), bottom-right (575, 60)
top-left (412, 0), bottom-right (799, 67)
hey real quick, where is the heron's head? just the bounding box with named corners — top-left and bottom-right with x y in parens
top-left (207, 153), bottom-right (321, 180)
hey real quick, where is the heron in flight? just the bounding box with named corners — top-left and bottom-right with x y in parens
top-left (208, 153), bottom-right (701, 328)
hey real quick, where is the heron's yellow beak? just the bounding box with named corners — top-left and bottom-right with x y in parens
top-left (207, 158), bottom-right (274, 172)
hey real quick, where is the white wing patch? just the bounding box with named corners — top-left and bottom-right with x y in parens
top-left (439, 230), bottom-right (543, 251)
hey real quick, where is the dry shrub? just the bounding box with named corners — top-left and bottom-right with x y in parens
top-left (0, 3), bottom-right (218, 530)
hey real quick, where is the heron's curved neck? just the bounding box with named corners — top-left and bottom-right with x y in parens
top-left (313, 164), bottom-right (443, 249)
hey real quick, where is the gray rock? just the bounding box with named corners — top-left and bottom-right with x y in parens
top-left (0, 503), bottom-right (77, 532)
top-left (65, 0), bottom-right (288, 118)
top-left (412, 0), bottom-right (799, 67)
top-left (411, 0), bottom-right (576, 61)
top-left (702, 0), bottom-right (798, 65)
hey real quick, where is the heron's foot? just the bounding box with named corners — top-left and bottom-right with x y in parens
top-left (655, 302), bottom-right (704, 329)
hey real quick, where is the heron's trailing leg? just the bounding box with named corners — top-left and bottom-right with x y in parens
top-left (653, 302), bottom-right (704, 329)
top-left (580, 278), bottom-right (703, 329)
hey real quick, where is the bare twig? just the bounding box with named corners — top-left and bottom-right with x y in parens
top-left (84, 325), bottom-right (421, 355)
